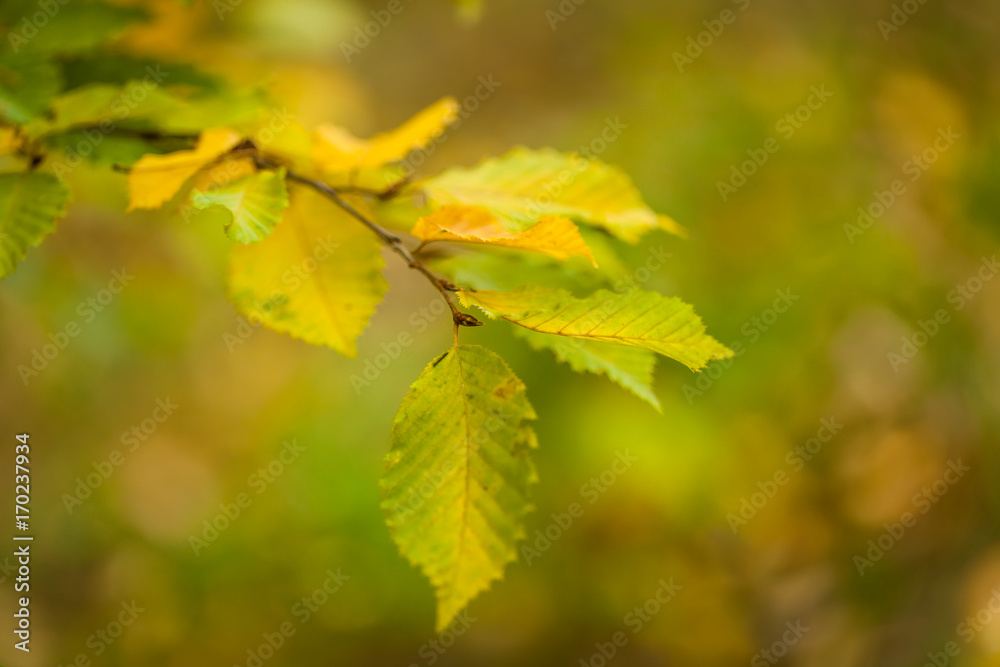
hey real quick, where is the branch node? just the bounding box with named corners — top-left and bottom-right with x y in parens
top-left (455, 313), bottom-right (483, 327)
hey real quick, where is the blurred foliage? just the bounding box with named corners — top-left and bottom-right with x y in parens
top-left (1, 0), bottom-right (999, 666)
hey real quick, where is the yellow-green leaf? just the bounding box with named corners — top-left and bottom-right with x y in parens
top-left (0, 172), bottom-right (70, 278)
top-left (412, 204), bottom-right (596, 265)
top-left (314, 97), bottom-right (459, 173)
top-left (0, 53), bottom-right (61, 125)
top-left (419, 147), bottom-right (684, 243)
top-left (382, 345), bottom-right (537, 632)
top-left (226, 186), bottom-right (387, 357)
top-left (0, 1), bottom-right (148, 55)
top-left (514, 328), bottom-right (661, 410)
top-left (127, 127), bottom-right (242, 211)
top-left (192, 168), bottom-right (289, 244)
top-left (460, 286), bottom-right (732, 371)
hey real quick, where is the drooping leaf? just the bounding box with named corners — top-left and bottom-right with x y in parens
top-left (226, 186), bottom-right (387, 356)
top-left (460, 286), bottom-right (733, 371)
top-left (381, 344), bottom-right (537, 632)
top-left (419, 147), bottom-right (684, 242)
top-left (0, 172), bottom-right (70, 277)
top-left (514, 328), bottom-right (661, 410)
top-left (314, 97), bottom-right (459, 172)
top-left (126, 128), bottom-right (243, 211)
top-left (0, 53), bottom-right (61, 124)
top-left (412, 204), bottom-right (596, 265)
top-left (192, 168), bottom-right (288, 243)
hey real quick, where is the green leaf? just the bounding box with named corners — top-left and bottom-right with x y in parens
top-left (193, 169), bottom-right (289, 244)
top-left (460, 286), bottom-right (733, 371)
top-left (60, 54), bottom-right (219, 92)
top-left (44, 131), bottom-right (190, 167)
top-left (382, 345), bottom-right (537, 632)
top-left (0, 53), bottom-right (61, 124)
top-left (155, 87), bottom-right (272, 135)
top-left (0, 172), bottom-right (70, 278)
top-left (25, 83), bottom-right (181, 138)
top-left (419, 147), bottom-right (684, 243)
top-left (514, 328), bottom-right (661, 410)
top-left (1, 1), bottom-right (148, 55)
top-left (226, 187), bottom-right (387, 357)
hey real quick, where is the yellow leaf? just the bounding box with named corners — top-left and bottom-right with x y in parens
top-left (411, 204), bottom-right (597, 265)
top-left (227, 186), bottom-right (387, 357)
top-left (420, 147), bottom-right (686, 243)
top-left (314, 97), bottom-right (459, 173)
top-left (127, 128), bottom-right (243, 211)
top-left (460, 285), bottom-right (733, 371)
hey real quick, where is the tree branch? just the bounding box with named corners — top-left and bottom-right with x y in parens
top-left (253, 153), bottom-right (481, 329)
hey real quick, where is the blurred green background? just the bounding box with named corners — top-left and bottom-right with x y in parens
top-left (2, 0), bottom-right (999, 665)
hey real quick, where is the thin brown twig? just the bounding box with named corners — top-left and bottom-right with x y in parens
top-left (253, 153), bottom-right (481, 329)
top-left (110, 132), bottom-right (480, 330)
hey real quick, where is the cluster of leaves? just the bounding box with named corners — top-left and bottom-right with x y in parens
top-left (0, 2), bottom-right (732, 631)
